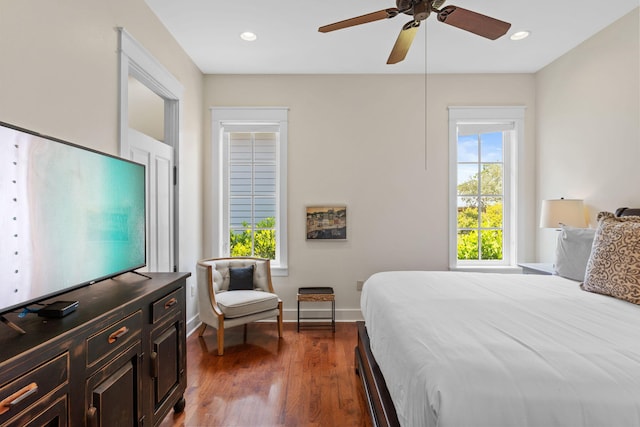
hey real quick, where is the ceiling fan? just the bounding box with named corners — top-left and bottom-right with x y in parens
top-left (318, 0), bottom-right (511, 64)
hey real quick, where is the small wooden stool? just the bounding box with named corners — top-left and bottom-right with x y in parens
top-left (297, 287), bottom-right (335, 332)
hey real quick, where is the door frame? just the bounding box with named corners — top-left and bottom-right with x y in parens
top-left (117, 28), bottom-right (183, 271)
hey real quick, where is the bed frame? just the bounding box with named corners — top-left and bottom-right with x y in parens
top-left (355, 321), bottom-right (401, 427)
top-left (355, 208), bottom-right (640, 426)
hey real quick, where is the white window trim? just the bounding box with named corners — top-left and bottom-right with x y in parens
top-left (211, 107), bottom-right (288, 276)
top-left (448, 106), bottom-right (525, 271)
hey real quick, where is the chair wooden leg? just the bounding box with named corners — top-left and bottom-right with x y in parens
top-left (277, 301), bottom-right (283, 338)
top-left (217, 326), bottom-right (224, 356)
top-left (197, 323), bottom-right (207, 337)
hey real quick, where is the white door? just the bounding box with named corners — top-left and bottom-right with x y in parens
top-left (127, 129), bottom-right (174, 272)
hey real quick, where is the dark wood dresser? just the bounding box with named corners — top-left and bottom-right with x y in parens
top-left (0, 272), bottom-right (189, 427)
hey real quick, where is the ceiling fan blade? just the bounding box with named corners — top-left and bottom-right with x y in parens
top-left (319, 8), bottom-right (399, 33)
top-left (437, 6), bottom-right (511, 40)
top-left (387, 21), bottom-right (420, 65)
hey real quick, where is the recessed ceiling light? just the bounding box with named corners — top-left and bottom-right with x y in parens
top-left (240, 31), bottom-right (257, 42)
top-left (510, 31), bottom-right (530, 41)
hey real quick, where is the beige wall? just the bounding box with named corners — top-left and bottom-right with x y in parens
top-left (0, 0), bottom-right (205, 323)
top-left (3, 0), bottom-right (634, 323)
top-left (204, 74), bottom-right (537, 319)
top-left (536, 8), bottom-right (640, 262)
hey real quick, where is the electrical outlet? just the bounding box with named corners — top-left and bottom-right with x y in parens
top-left (356, 280), bottom-right (364, 291)
top-left (190, 284), bottom-right (195, 297)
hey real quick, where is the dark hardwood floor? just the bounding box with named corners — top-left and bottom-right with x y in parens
top-left (159, 322), bottom-right (373, 427)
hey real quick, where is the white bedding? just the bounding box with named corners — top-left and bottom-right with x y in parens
top-left (361, 271), bottom-right (640, 427)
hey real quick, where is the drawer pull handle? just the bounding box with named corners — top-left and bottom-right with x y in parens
top-left (87, 405), bottom-right (98, 427)
top-left (0, 382), bottom-right (38, 414)
top-left (150, 351), bottom-right (159, 377)
top-left (108, 326), bottom-right (129, 344)
top-left (164, 298), bottom-right (178, 309)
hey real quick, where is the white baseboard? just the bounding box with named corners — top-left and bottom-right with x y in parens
top-left (283, 308), bottom-right (363, 322)
top-left (186, 314), bottom-right (201, 337)
top-left (186, 308), bottom-right (362, 336)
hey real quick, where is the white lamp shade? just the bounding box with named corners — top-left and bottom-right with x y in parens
top-left (540, 199), bottom-right (587, 228)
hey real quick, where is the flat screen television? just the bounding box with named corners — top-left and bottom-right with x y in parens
top-left (0, 121), bottom-right (146, 316)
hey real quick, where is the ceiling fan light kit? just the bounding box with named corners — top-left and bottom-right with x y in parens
top-left (319, 0), bottom-right (511, 64)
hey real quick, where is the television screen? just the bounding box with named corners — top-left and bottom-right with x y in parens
top-left (0, 121), bottom-right (146, 315)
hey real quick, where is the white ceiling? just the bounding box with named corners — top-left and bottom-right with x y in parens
top-left (145, 0), bottom-right (639, 74)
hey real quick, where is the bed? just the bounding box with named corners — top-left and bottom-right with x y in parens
top-left (355, 211), bottom-right (640, 427)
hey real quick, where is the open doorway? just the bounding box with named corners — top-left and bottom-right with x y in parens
top-left (118, 28), bottom-right (183, 272)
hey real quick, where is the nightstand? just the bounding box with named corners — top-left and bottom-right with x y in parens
top-left (518, 263), bottom-right (554, 275)
top-left (297, 287), bottom-right (335, 332)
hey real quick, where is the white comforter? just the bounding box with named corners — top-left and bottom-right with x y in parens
top-left (361, 271), bottom-right (640, 427)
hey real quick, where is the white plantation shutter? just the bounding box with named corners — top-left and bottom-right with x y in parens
top-left (228, 132), bottom-right (277, 233)
top-left (212, 107), bottom-right (288, 275)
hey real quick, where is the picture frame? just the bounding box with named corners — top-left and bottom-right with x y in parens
top-left (306, 206), bottom-right (347, 240)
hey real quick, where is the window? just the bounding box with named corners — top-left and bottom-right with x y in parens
top-left (212, 108), bottom-right (288, 275)
top-left (448, 107), bottom-right (525, 269)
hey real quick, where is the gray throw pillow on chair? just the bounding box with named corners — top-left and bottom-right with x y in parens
top-left (228, 265), bottom-right (254, 291)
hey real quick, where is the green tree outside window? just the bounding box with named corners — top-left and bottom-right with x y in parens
top-left (457, 163), bottom-right (503, 260)
top-left (230, 217), bottom-right (276, 259)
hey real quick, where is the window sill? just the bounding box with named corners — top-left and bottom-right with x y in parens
top-left (271, 266), bottom-right (288, 277)
top-left (449, 265), bottom-right (522, 274)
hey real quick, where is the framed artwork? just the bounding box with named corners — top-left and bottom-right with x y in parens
top-left (306, 206), bottom-right (347, 240)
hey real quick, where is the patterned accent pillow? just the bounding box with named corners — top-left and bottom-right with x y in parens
top-left (581, 212), bottom-right (640, 304)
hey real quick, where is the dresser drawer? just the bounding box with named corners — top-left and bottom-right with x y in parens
top-left (87, 311), bottom-right (142, 367)
top-left (151, 288), bottom-right (182, 324)
top-left (0, 353), bottom-right (68, 425)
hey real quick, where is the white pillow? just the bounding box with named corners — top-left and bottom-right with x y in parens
top-left (553, 225), bottom-right (596, 282)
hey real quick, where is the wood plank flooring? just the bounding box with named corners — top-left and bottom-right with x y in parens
top-left (160, 322), bottom-right (373, 427)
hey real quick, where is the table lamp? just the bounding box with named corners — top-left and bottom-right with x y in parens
top-left (539, 198), bottom-right (587, 229)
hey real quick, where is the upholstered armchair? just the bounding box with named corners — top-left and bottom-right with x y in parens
top-left (196, 257), bottom-right (283, 355)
